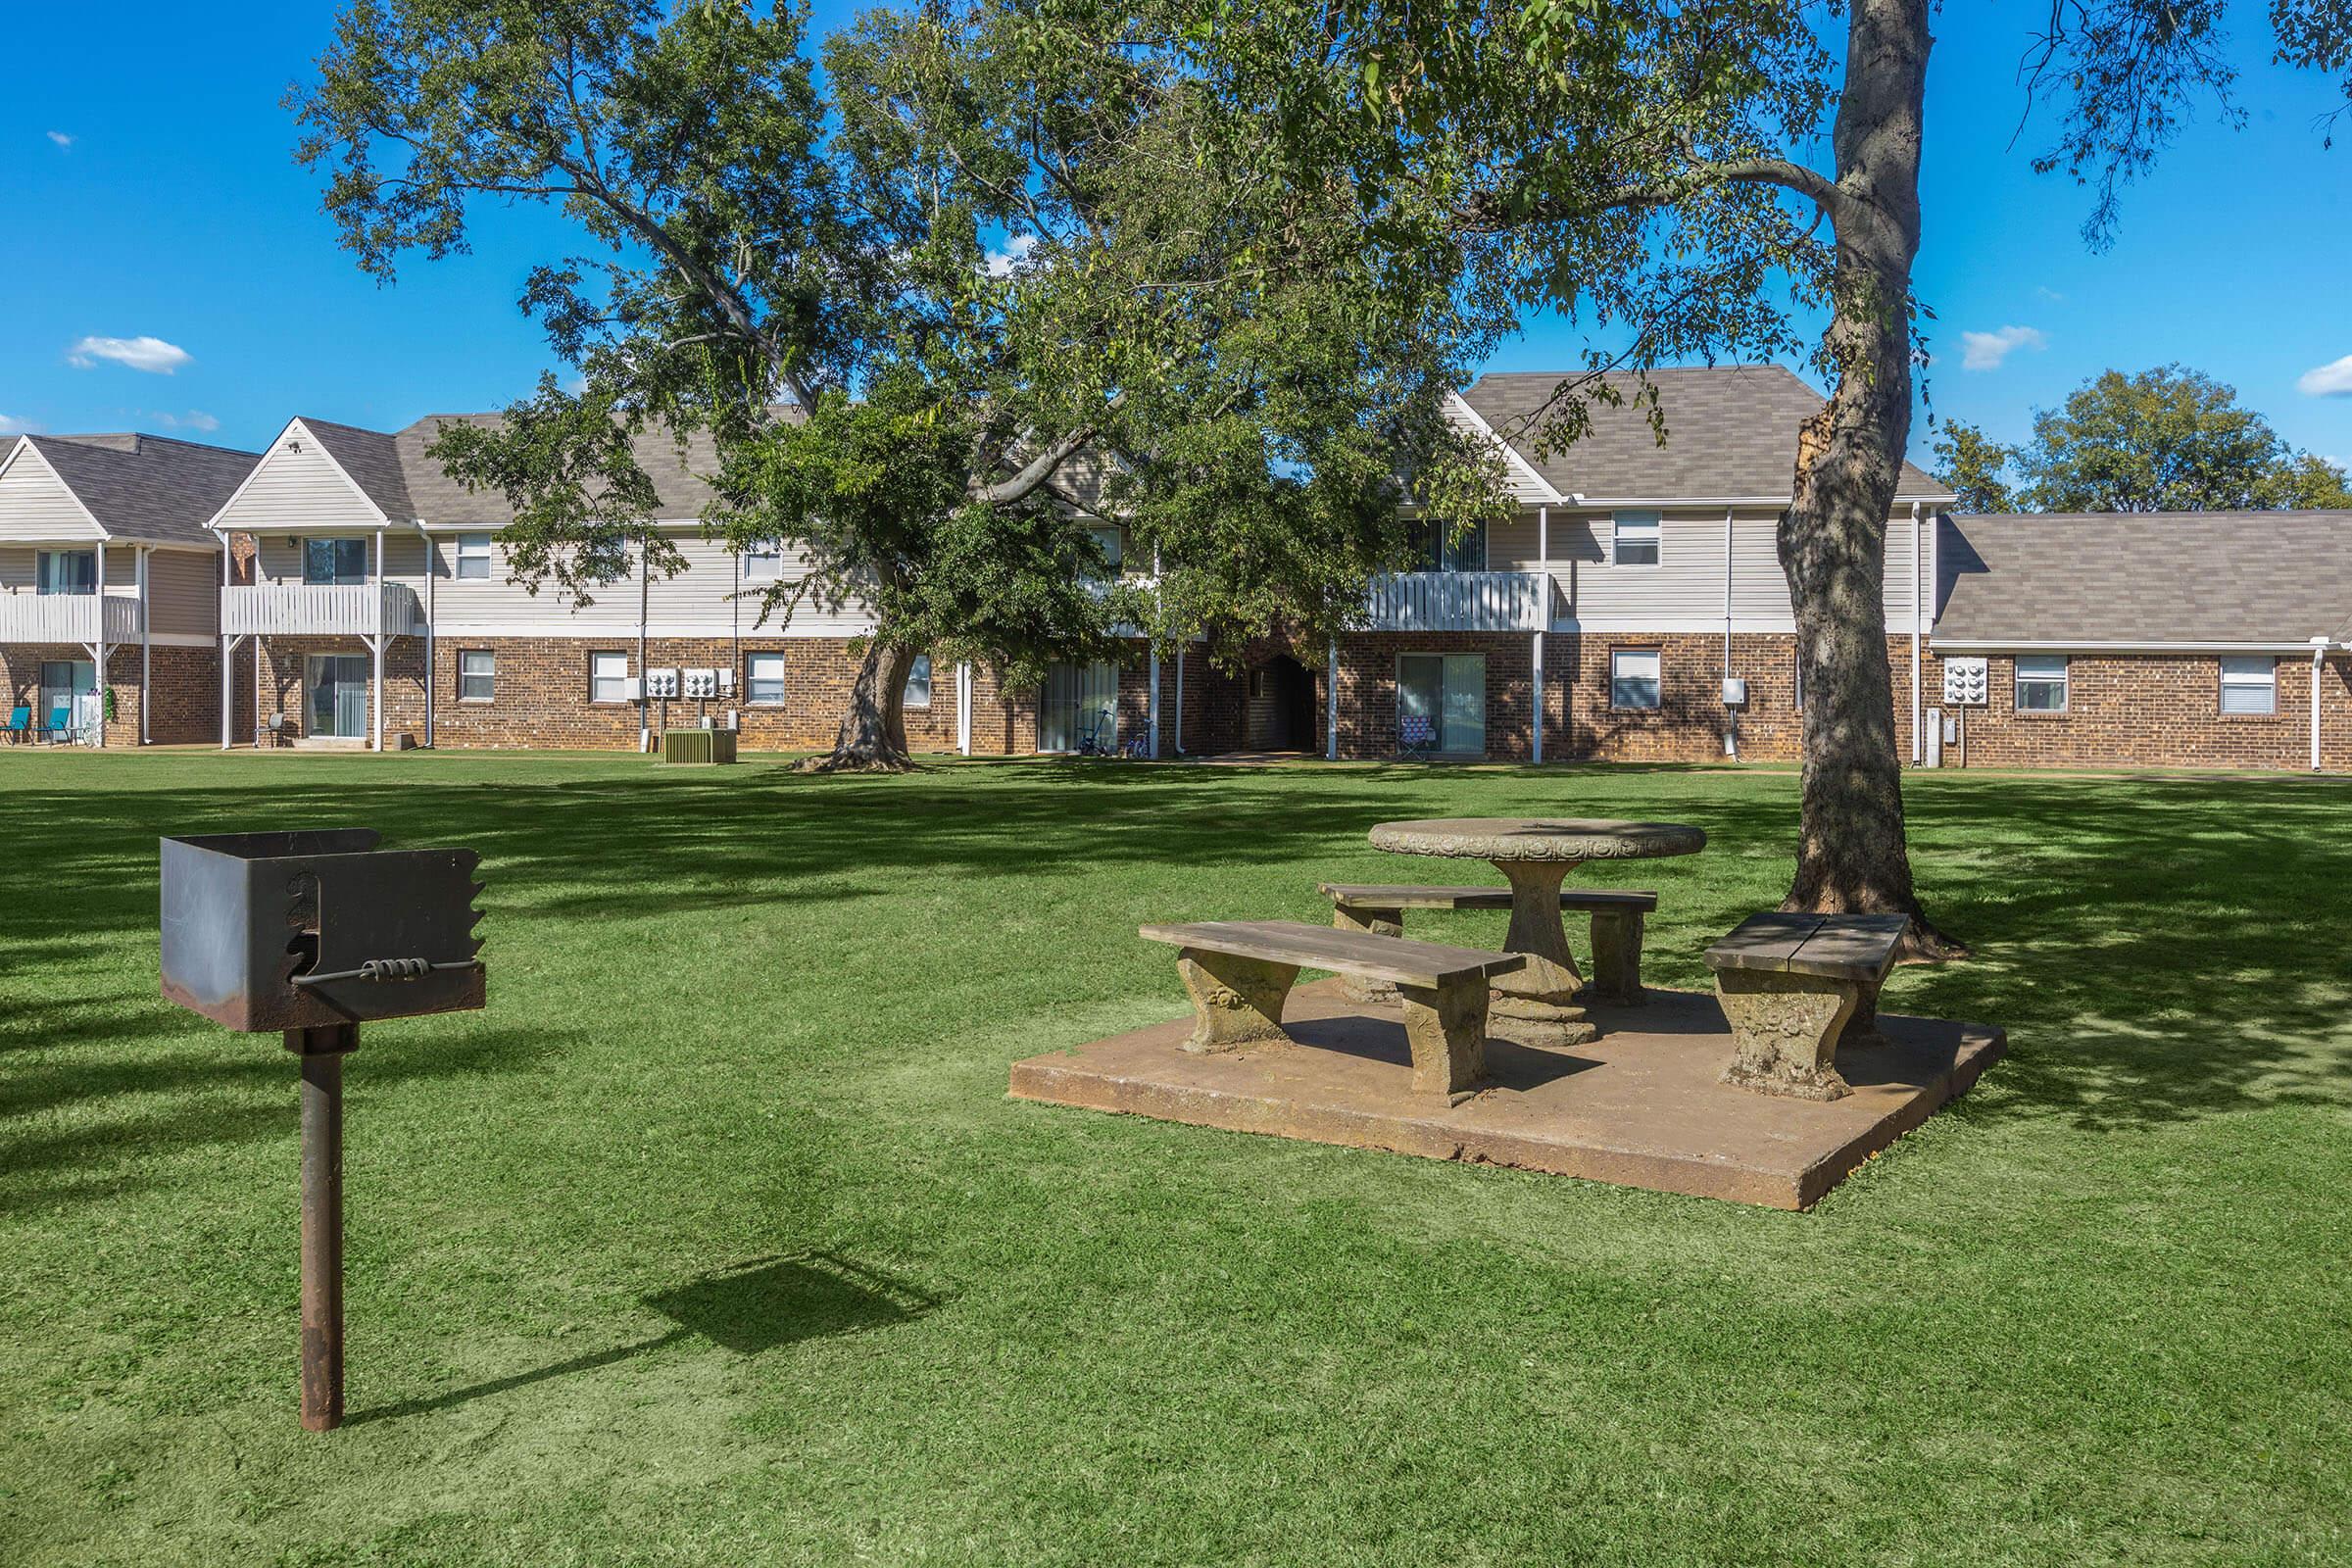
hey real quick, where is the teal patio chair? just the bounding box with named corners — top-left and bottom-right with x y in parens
top-left (44, 705), bottom-right (72, 745)
top-left (4, 707), bottom-right (28, 744)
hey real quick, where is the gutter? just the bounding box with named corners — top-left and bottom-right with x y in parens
top-left (2314, 637), bottom-right (2335, 774)
top-left (1910, 502), bottom-right (1923, 765)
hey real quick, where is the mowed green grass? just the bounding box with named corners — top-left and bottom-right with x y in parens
top-left (2, 749), bottom-right (2347, 1567)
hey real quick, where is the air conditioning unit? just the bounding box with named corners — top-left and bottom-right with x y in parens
top-left (645, 667), bottom-right (681, 699)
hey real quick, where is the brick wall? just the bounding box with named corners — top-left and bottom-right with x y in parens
top-left (1, 641), bottom-right (231, 747)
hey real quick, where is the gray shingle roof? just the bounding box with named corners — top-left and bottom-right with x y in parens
top-left (297, 417), bottom-right (415, 521)
top-left (392, 414), bottom-right (727, 525)
top-left (23, 433), bottom-right (261, 545)
top-left (1459, 366), bottom-right (1948, 501)
top-left (1934, 512), bottom-right (2352, 647)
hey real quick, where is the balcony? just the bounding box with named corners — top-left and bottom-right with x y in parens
top-left (222, 582), bottom-right (426, 638)
top-left (1364, 570), bottom-right (1549, 632)
top-left (0, 591), bottom-right (143, 644)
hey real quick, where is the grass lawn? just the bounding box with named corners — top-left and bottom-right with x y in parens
top-left (2, 749), bottom-right (2347, 1567)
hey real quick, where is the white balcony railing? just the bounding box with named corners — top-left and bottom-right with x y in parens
top-left (1365, 570), bottom-right (1549, 632)
top-left (221, 582), bottom-right (425, 638)
top-left (0, 591), bottom-right (143, 644)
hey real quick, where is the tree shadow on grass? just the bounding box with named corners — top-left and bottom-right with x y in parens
top-left (346, 1250), bottom-right (941, 1427)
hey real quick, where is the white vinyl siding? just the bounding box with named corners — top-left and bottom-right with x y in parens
top-left (1610, 648), bottom-right (1662, 710)
top-left (746, 651), bottom-right (785, 706)
top-left (213, 427), bottom-right (386, 534)
top-left (2015, 656), bottom-right (2069, 712)
top-left (0, 445), bottom-right (103, 542)
top-left (2219, 657), bottom-right (2276, 714)
top-left (589, 651), bottom-right (629, 704)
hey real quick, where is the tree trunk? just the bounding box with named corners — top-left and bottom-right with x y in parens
top-left (1779, 0), bottom-right (1963, 958)
top-left (806, 639), bottom-right (919, 772)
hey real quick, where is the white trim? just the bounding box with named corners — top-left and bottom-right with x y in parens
top-left (205, 416), bottom-right (392, 533)
top-left (1549, 491), bottom-right (1959, 509)
top-left (1443, 392), bottom-right (1567, 504)
top-left (1930, 638), bottom-right (2335, 655)
top-left (416, 619), bottom-right (882, 639)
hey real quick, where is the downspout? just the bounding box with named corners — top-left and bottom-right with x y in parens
top-left (137, 544), bottom-right (151, 744)
top-left (1722, 507), bottom-right (1737, 759)
top-left (637, 543), bottom-right (651, 752)
top-left (1325, 637), bottom-right (1339, 760)
top-left (2313, 637), bottom-right (2331, 773)
top-left (370, 527), bottom-right (385, 753)
top-left (1532, 505), bottom-right (1546, 764)
top-left (1910, 502), bottom-right (1924, 765)
top-left (1173, 647), bottom-right (1185, 755)
top-left (92, 540), bottom-right (108, 749)
top-left (422, 523), bottom-right (435, 749)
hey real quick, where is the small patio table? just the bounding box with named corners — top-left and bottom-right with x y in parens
top-left (1367, 817), bottom-right (1706, 1046)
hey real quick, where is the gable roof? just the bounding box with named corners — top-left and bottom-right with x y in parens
top-left (394, 413), bottom-right (729, 525)
top-left (8, 432), bottom-right (259, 545)
top-left (1455, 366), bottom-right (1949, 503)
top-left (297, 417), bottom-right (415, 520)
top-left (1934, 511), bottom-right (2352, 648)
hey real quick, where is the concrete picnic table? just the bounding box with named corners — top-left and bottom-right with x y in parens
top-left (1366, 817), bottom-right (1706, 1046)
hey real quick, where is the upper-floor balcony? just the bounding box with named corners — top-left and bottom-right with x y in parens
top-left (0, 590), bottom-right (143, 645)
top-left (222, 582), bottom-right (426, 638)
top-left (1364, 569), bottom-right (1549, 632)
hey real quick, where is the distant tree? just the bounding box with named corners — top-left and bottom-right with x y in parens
top-left (294, 0), bottom-right (1502, 769)
top-left (1930, 421), bottom-right (2021, 514)
top-left (2017, 366), bottom-right (2352, 512)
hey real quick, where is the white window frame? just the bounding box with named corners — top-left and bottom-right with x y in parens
top-left (454, 533), bottom-right (493, 580)
top-left (1610, 511), bottom-right (1661, 568)
top-left (458, 650), bottom-right (495, 703)
top-left (904, 653), bottom-right (933, 710)
top-left (2218, 656), bottom-right (2277, 715)
top-left (589, 651), bottom-right (629, 705)
top-left (2015, 655), bottom-right (2069, 713)
top-left (742, 545), bottom-right (787, 582)
top-left (1087, 525), bottom-right (1124, 572)
top-left (1610, 648), bottom-right (1663, 710)
top-left (746, 651), bottom-right (786, 707)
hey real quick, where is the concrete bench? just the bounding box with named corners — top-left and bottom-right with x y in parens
top-left (1138, 919), bottom-right (1525, 1100)
top-left (1320, 884), bottom-right (1658, 1005)
top-left (1703, 912), bottom-right (1909, 1101)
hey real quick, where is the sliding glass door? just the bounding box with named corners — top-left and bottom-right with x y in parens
top-left (1039, 661), bottom-right (1119, 752)
top-left (1396, 654), bottom-right (1486, 757)
top-left (306, 655), bottom-right (370, 737)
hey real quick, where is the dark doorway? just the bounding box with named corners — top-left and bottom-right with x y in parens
top-left (1247, 656), bottom-right (1316, 751)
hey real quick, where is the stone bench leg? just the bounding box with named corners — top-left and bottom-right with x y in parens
top-left (1393, 973), bottom-right (1491, 1101)
top-left (1715, 969), bottom-right (1857, 1101)
top-left (1586, 908), bottom-right (1645, 1005)
top-left (1174, 948), bottom-right (1300, 1054)
top-left (1331, 905), bottom-right (1402, 1004)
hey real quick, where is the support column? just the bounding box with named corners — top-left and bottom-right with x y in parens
top-left (1148, 640), bottom-right (1161, 760)
top-left (93, 543), bottom-right (108, 748)
top-left (220, 541), bottom-right (234, 749)
top-left (1325, 638), bottom-right (1339, 760)
top-left (370, 530), bottom-right (385, 754)
top-left (1531, 630), bottom-right (1544, 764)
top-left (1173, 648), bottom-right (1185, 756)
top-left (137, 545), bottom-right (151, 744)
top-left (423, 526), bottom-right (436, 750)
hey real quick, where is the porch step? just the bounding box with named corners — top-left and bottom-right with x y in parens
top-left (289, 736), bottom-right (368, 751)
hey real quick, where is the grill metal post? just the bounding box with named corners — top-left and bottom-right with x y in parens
top-left (291, 1024), bottom-right (357, 1431)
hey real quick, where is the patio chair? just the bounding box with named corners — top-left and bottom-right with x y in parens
top-left (256, 711), bottom-right (288, 749)
top-left (4, 707), bottom-right (27, 745)
top-left (1397, 712), bottom-right (1438, 759)
top-left (44, 706), bottom-right (73, 745)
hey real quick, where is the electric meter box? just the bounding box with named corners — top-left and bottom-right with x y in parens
top-left (1721, 677), bottom-right (1748, 707)
top-left (645, 668), bottom-right (681, 699)
top-left (682, 668), bottom-right (719, 699)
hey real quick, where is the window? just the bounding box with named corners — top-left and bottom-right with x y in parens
top-left (455, 533), bottom-right (493, 580)
top-left (742, 544), bottom-right (786, 582)
top-left (746, 652), bottom-right (785, 706)
top-left (458, 651), bottom-right (495, 703)
top-left (2015, 655), bottom-right (2069, 712)
top-left (589, 651), bottom-right (629, 704)
top-left (1611, 512), bottom-right (1661, 567)
top-left (35, 550), bottom-right (96, 595)
top-left (1418, 518), bottom-right (1488, 572)
top-left (1792, 648), bottom-right (1805, 710)
top-left (2219, 657), bottom-right (2277, 715)
top-left (1088, 525), bottom-right (1124, 572)
top-left (303, 538), bottom-right (368, 586)
top-left (1610, 648), bottom-right (1662, 710)
top-left (904, 654), bottom-right (933, 709)
top-left (1396, 653), bottom-right (1487, 755)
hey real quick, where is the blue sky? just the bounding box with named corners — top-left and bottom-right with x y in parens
top-left (3, 0), bottom-right (2348, 470)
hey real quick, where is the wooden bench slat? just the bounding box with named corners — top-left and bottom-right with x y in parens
top-left (1704, 911), bottom-right (1905, 984)
top-left (1319, 883), bottom-right (1658, 913)
top-left (1140, 919), bottom-right (1526, 990)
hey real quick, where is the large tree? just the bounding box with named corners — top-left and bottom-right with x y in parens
top-left (295, 0), bottom-right (1503, 768)
top-left (1177, 0), bottom-right (2352, 955)
top-left (2015, 366), bottom-right (2352, 512)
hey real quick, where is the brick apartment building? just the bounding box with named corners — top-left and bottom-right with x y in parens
top-left (8, 366), bottom-right (2348, 771)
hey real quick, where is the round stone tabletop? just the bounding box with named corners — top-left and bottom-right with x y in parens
top-left (1368, 817), bottom-right (1707, 862)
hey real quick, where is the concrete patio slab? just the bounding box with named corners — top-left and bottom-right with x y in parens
top-left (1009, 980), bottom-right (2005, 1209)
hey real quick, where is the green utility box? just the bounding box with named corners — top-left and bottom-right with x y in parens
top-left (659, 728), bottom-right (739, 764)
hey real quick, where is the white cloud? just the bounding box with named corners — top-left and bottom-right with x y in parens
top-left (2294, 356), bottom-right (2352, 398)
top-left (983, 233), bottom-right (1040, 278)
top-left (67, 334), bottom-right (192, 374)
top-left (154, 410), bottom-right (221, 432)
top-left (0, 415), bottom-right (41, 436)
top-left (2034, 285), bottom-right (2066, 304)
top-left (46, 130), bottom-right (73, 149)
top-left (1958, 324), bottom-right (2048, 371)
